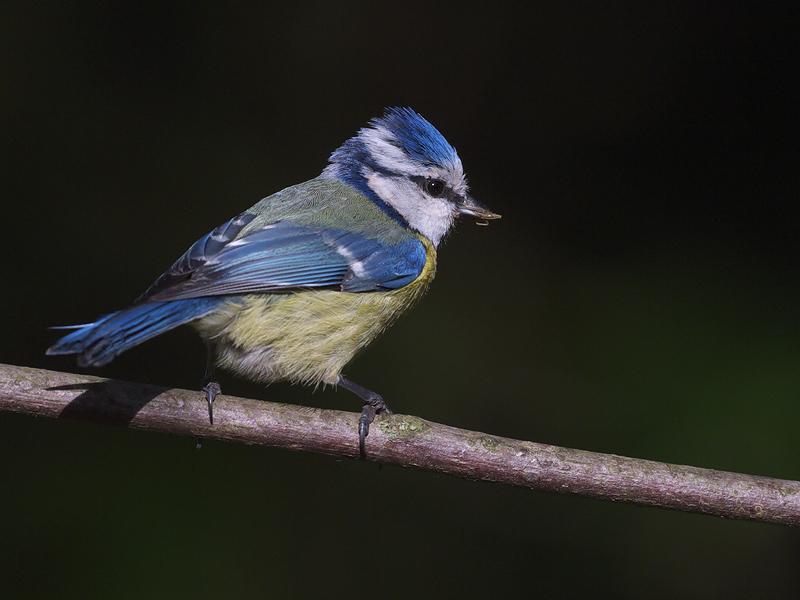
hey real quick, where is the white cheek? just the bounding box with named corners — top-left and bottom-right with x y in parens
top-left (366, 172), bottom-right (455, 246)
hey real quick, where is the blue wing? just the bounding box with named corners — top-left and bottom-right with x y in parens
top-left (137, 214), bottom-right (427, 303)
top-left (47, 214), bottom-right (426, 366)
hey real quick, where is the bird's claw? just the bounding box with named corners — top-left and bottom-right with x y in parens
top-left (337, 376), bottom-right (391, 459)
top-left (202, 381), bottom-right (221, 425)
top-left (359, 404), bottom-right (376, 459)
top-left (358, 396), bottom-right (391, 459)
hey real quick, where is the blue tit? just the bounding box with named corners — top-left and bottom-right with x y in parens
top-left (47, 107), bottom-right (501, 455)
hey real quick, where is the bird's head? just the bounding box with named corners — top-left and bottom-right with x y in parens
top-left (322, 107), bottom-right (500, 246)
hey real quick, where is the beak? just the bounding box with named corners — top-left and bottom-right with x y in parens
top-left (457, 195), bottom-right (502, 222)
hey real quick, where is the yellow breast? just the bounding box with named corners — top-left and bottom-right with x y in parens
top-left (194, 237), bottom-right (437, 386)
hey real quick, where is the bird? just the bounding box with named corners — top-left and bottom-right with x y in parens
top-left (47, 107), bottom-right (501, 456)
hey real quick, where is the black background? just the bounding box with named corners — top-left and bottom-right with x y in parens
top-left (2, 2), bottom-right (800, 598)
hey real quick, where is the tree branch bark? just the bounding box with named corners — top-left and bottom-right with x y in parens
top-left (1, 363), bottom-right (798, 526)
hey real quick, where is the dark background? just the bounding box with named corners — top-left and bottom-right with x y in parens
top-left (2, 2), bottom-right (800, 598)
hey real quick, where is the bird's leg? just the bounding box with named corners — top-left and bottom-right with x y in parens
top-left (337, 375), bottom-right (392, 458)
top-left (201, 343), bottom-right (221, 425)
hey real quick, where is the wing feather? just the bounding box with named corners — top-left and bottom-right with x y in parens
top-left (136, 217), bottom-right (426, 303)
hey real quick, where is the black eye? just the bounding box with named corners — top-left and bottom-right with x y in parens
top-left (424, 179), bottom-right (446, 197)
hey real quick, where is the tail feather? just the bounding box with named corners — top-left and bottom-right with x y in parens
top-left (49, 323), bottom-right (96, 330)
top-left (47, 299), bottom-right (218, 367)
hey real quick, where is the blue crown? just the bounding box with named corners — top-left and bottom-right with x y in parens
top-left (369, 107), bottom-right (458, 168)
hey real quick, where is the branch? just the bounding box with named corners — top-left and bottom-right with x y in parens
top-left (2, 363), bottom-right (798, 526)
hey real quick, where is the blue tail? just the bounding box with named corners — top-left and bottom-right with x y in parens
top-left (47, 299), bottom-right (219, 367)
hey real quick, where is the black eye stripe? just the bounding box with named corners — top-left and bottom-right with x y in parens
top-left (410, 176), bottom-right (461, 202)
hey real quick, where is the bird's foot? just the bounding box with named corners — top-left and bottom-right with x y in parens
top-left (358, 395), bottom-right (392, 459)
top-left (202, 381), bottom-right (221, 425)
top-left (337, 376), bottom-right (391, 459)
